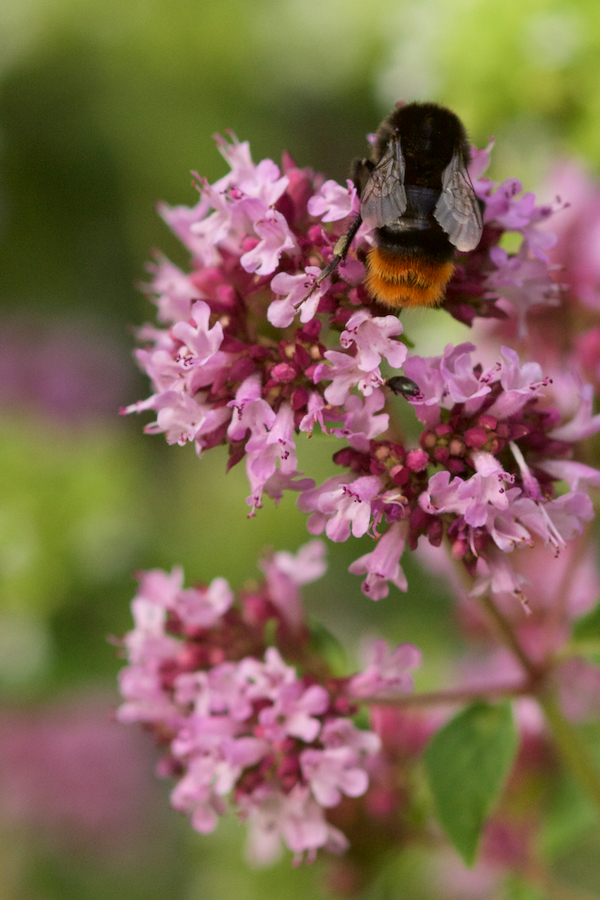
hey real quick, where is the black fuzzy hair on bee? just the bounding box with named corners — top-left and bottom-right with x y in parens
top-left (313, 102), bottom-right (484, 311)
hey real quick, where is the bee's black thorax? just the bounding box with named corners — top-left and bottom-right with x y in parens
top-left (373, 101), bottom-right (471, 190)
top-left (367, 102), bottom-right (473, 262)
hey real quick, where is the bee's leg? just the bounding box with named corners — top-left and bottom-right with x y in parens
top-left (313, 213), bottom-right (363, 288)
top-left (351, 157), bottom-right (375, 196)
top-left (306, 157), bottom-right (374, 296)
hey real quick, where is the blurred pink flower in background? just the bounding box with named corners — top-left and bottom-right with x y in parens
top-left (0, 316), bottom-right (134, 422)
top-left (545, 161), bottom-right (600, 312)
top-left (0, 693), bottom-right (162, 858)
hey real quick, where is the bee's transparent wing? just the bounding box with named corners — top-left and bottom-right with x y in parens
top-left (360, 137), bottom-right (407, 229)
top-left (434, 152), bottom-right (483, 251)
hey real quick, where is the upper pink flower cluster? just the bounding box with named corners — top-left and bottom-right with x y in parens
top-left (124, 133), bottom-right (561, 516)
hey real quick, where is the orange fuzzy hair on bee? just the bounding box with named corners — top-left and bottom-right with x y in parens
top-left (364, 248), bottom-right (456, 309)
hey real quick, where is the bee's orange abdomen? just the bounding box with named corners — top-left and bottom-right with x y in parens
top-left (365, 248), bottom-right (455, 309)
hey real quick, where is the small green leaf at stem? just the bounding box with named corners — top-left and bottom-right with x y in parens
top-left (424, 701), bottom-right (519, 865)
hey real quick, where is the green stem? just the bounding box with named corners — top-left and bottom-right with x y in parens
top-left (523, 860), bottom-right (600, 900)
top-left (361, 681), bottom-right (531, 707)
top-left (478, 592), bottom-right (600, 814)
top-left (477, 592), bottom-right (542, 680)
top-left (537, 689), bottom-right (600, 812)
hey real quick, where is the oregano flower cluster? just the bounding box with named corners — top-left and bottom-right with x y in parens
top-left (117, 122), bottom-right (600, 889)
top-left (117, 543), bottom-right (418, 864)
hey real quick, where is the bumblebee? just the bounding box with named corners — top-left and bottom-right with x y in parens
top-left (316, 102), bottom-right (484, 310)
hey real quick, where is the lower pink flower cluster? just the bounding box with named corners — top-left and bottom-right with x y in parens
top-left (116, 543), bottom-right (419, 864)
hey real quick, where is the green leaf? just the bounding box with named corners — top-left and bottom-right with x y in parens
top-left (423, 701), bottom-right (518, 865)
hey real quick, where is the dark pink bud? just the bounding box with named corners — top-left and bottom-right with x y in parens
top-left (406, 449), bottom-right (428, 472)
top-left (427, 519), bottom-right (443, 546)
top-left (298, 319), bottom-right (321, 340)
top-left (228, 358), bottom-right (256, 382)
top-left (293, 344), bottom-right (311, 369)
top-left (271, 362), bottom-right (298, 383)
top-left (215, 284), bottom-right (237, 306)
top-left (464, 426), bottom-right (488, 448)
top-left (390, 465), bottom-right (409, 485)
top-left (292, 386), bottom-right (309, 409)
top-left (446, 457), bottom-right (466, 474)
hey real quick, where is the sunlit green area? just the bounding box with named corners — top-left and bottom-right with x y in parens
top-left (2, 0), bottom-right (600, 896)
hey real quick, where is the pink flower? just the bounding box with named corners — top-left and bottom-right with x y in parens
top-left (268, 540), bottom-right (327, 585)
top-left (307, 178), bottom-right (358, 221)
top-left (171, 300), bottom-right (224, 362)
top-left (348, 639), bottom-right (421, 698)
top-left (300, 341), bottom-right (600, 600)
top-left (548, 382), bottom-right (600, 441)
top-left (240, 210), bottom-right (298, 275)
top-left (544, 160), bottom-right (600, 311)
top-left (315, 350), bottom-right (384, 406)
top-left (158, 194), bottom-right (216, 264)
top-left (117, 554), bottom-right (390, 864)
top-left (259, 540), bottom-right (326, 630)
top-left (244, 403), bottom-right (302, 513)
top-left (242, 785), bottom-right (350, 866)
top-left (348, 521), bottom-right (409, 600)
top-left (173, 578), bottom-right (234, 629)
top-left (339, 311), bottom-right (407, 372)
top-left (227, 374), bottom-right (273, 441)
top-left (457, 451), bottom-right (516, 528)
top-left (298, 474), bottom-right (385, 542)
top-left (258, 681), bottom-right (329, 742)
top-left (441, 343), bottom-right (493, 405)
top-left (144, 256), bottom-right (198, 323)
top-left (169, 752), bottom-right (228, 833)
top-left (331, 390), bottom-right (390, 451)
top-left (402, 355), bottom-right (448, 428)
top-left (268, 269), bottom-right (323, 327)
top-left (485, 346), bottom-right (549, 419)
top-left (300, 745), bottom-right (370, 807)
top-left (470, 549), bottom-right (529, 600)
top-left (485, 246), bottom-right (560, 339)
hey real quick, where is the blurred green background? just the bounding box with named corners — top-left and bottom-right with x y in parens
top-left (2, 0), bottom-right (600, 897)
